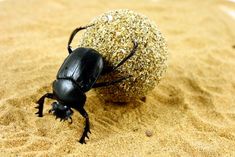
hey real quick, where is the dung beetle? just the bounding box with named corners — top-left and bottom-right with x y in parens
top-left (35, 24), bottom-right (138, 144)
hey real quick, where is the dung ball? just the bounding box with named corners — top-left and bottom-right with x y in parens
top-left (79, 9), bottom-right (168, 102)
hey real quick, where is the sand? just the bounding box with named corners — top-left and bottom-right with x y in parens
top-left (0, 0), bottom-right (235, 156)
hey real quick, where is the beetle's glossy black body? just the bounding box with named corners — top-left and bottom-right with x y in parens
top-left (57, 48), bottom-right (103, 92)
top-left (35, 24), bottom-right (138, 144)
top-left (53, 47), bottom-right (103, 103)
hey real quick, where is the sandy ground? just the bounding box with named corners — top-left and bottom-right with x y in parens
top-left (0, 0), bottom-right (235, 156)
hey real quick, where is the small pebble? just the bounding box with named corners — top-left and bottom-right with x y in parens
top-left (140, 96), bottom-right (146, 102)
top-left (145, 130), bottom-right (153, 137)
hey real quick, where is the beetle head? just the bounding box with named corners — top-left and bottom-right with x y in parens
top-left (49, 102), bottom-right (73, 121)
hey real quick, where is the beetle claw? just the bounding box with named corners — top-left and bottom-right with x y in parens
top-left (78, 118), bottom-right (91, 144)
top-left (35, 112), bottom-right (42, 117)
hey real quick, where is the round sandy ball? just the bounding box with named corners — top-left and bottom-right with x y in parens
top-left (79, 9), bottom-right (168, 102)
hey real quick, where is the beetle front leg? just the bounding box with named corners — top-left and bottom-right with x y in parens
top-left (35, 93), bottom-right (54, 117)
top-left (76, 107), bottom-right (91, 144)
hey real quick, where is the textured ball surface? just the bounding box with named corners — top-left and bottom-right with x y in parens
top-left (79, 9), bottom-right (168, 102)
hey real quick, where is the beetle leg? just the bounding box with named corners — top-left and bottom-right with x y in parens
top-left (101, 40), bottom-right (138, 75)
top-left (76, 107), bottom-right (91, 144)
top-left (67, 24), bottom-right (94, 54)
top-left (92, 75), bottom-right (132, 88)
top-left (35, 93), bottom-right (54, 117)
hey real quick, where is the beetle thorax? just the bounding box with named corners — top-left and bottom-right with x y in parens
top-left (52, 79), bottom-right (85, 105)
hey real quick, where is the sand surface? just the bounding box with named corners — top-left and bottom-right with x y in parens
top-left (0, 0), bottom-right (235, 156)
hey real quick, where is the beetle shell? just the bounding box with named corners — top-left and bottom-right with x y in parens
top-left (57, 47), bottom-right (103, 92)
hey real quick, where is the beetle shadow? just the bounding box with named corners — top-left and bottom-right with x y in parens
top-left (105, 96), bottom-right (146, 107)
top-left (87, 89), bottom-right (148, 123)
top-left (86, 94), bottom-right (148, 141)
top-left (87, 89), bottom-right (147, 114)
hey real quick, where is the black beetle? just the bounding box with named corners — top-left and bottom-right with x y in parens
top-left (35, 24), bottom-right (138, 144)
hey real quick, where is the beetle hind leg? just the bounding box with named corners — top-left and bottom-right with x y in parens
top-left (67, 24), bottom-right (94, 54)
top-left (101, 40), bottom-right (138, 75)
top-left (92, 75), bottom-right (132, 88)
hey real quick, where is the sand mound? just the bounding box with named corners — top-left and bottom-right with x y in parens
top-left (0, 0), bottom-right (235, 156)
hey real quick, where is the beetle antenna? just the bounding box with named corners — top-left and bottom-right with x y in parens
top-left (67, 24), bottom-right (95, 54)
